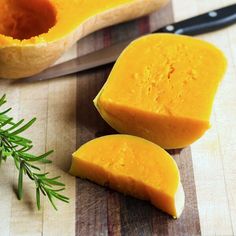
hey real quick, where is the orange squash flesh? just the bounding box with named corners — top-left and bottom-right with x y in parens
top-left (0, 0), bottom-right (168, 79)
top-left (0, 0), bottom-right (57, 40)
top-left (70, 135), bottom-right (185, 218)
top-left (94, 34), bottom-right (227, 149)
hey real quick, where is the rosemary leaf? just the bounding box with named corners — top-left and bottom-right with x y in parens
top-left (18, 162), bottom-right (24, 200)
top-left (9, 118), bottom-right (36, 136)
top-left (36, 187), bottom-right (41, 210)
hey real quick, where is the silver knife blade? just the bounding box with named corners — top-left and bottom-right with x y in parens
top-left (24, 40), bottom-right (133, 82)
top-left (24, 3), bottom-right (236, 82)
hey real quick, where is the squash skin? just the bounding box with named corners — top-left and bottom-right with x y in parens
top-left (94, 34), bottom-right (227, 149)
top-left (70, 134), bottom-right (185, 218)
top-left (94, 100), bottom-right (210, 149)
top-left (0, 0), bottom-right (168, 79)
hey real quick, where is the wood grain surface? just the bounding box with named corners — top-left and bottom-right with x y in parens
top-left (0, 0), bottom-right (236, 235)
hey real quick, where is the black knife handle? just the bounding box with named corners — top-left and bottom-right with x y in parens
top-left (155, 4), bottom-right (236, 36)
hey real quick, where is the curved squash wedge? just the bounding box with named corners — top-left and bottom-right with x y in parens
top-left (0, 0), bottom-right (168, 79)
top-left (70, 134), bottom-right (185, 218)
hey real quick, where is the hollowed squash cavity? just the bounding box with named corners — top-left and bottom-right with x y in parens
top-left (0, 0), bottom-right (56, 40)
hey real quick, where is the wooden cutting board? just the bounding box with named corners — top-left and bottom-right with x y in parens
top-left (0, 0), bottom-right (236, 235)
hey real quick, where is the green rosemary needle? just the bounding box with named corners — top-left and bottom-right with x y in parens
top-left (0, 94), bottom-right (69, 210)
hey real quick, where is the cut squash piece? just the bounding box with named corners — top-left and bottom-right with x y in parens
top-left (0, 0), bottom-right (168, 79)
top-left (94, 34), bottom-right (227, 149)
top-left (70, 134), bottom-right (185, 218)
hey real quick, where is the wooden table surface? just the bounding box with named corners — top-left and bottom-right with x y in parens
top-left (0, 0), bottom-right (236, 235)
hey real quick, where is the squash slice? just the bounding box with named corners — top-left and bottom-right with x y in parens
top-left (70, 134), bottom-right (185, 218)
top-left (94, 34), bottom-right (227, 149)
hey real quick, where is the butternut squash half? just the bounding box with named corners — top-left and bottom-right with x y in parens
top-left (94, 34), bottom-right (227, 149)
top-left (70, 135), bottom-right (185, 218)
top-left (0, 0), bottom-right (168, 79)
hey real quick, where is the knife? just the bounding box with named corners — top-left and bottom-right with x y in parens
top-left (25, 3), bottom-right (236, 81)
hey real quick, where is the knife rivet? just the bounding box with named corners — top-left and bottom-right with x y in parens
top-left (166, 25), bottom-right (175, 31)
top-left (209, 11), bottom-right (218, 17)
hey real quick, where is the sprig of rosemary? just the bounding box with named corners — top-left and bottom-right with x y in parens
top-left (0, 94), bottom-right (69, 210)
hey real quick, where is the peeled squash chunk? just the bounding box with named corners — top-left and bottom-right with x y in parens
top-left (0, 0), bottom-right (168, 79)
top-left (70, 135), bottom-right (185, 218)
top-left (94, 34), bottom-right (227, 149)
